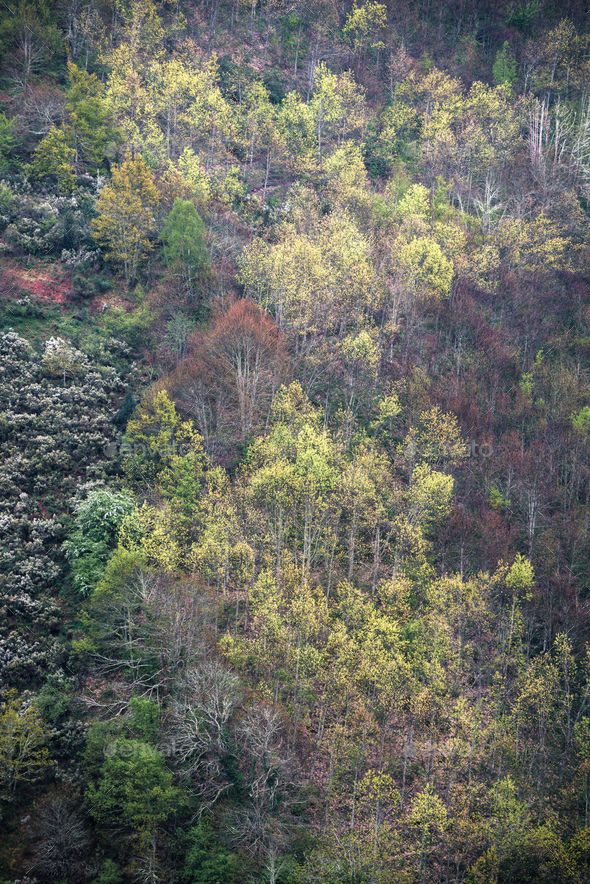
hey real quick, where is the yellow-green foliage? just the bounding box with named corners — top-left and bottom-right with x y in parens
top-left (0, 691), bottom-right (52, 794)
top-left (240, 209), bottom-right (377, 338)
top-left (91, 156), bottom-right (160, 284)
top-left (398, 236), bottom-right (454, 300)
top-left (28, 127), bottom-right (76, 193)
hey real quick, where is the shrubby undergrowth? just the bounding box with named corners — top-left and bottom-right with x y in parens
top-left (0, 330), bottom-right (126, 690)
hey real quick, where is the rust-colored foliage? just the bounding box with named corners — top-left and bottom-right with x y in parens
top-left (171, 298), bottom-right (287, 452)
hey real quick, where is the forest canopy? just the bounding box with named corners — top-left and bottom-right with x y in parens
top-left (2, 1), bottom-right (590, 882)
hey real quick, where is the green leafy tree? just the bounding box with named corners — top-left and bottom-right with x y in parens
top-left (410, 784), bottom-right (448, 883)
top-left (493, 42), bottom-right (518, 87)
top-left (240, 208), bottom-right (376, 344)
top-left (338, 329), bottom-right (380, 445)
top-left (406, 463), bottom-right (454, 533)
top-left (184, 55), bottom-right (238, 170)
top-left (177, 815), bottom-right (240, 883)
top-left (94, 860), bottom-right (124, 884)
top-left (161, 199), bottom-right (210, 300)
top-left (398, 236), bottom-right (454, 301)
top-left (123, 389), bottom-right (206, 491)
top-left (64, 488), bottom-right (137, 597)
top-left (114, 388), bottom-right (137, 429)
top-left (0, 112), bottom-right (15, 170)
top-left (178, 147), bottom-right (212, 203)
top-left (27, 127), bottom-right (76, 193)
top-left (0, 691), bottom-right (52, 796)
top-left (92, 156), bottom-right (160, 285)
top-left (342, 1), bottom-right (387, 68)
top-left (311, 63), bottom-right (368, 160)
top-left (86, 743), bottom-right (175, 832)
top-left (129, 697), bottom-right (160, 742)
top-left (86, 739), bottom-right (180, 877)
top-left (65, 61), bottom-right (117, 170)
top-left (247, 383), bottom-right (342, 586)
top-left (276, 91), bottom-right (316, 170)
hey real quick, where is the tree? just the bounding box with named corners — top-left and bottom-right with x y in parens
top-left (491, 555), bottom-right (533, 680)
top-left (523, 18), bottom-right (581, 99)
top-left (123, 389), bottom-right (207, 504)
top-left (239, 208), bottom-right (376, 346)
top-left (356, 770), bottom-right (401, 869)
top-left (276, 91), bottom-right (316, 170)
top-left (92, 156), bottom-right (160, 285)
top-left (243, 80), bottom-right (275, 169)
top-left (178, 814), bottom-right (240, 884)
top-left (86, 739), bottom-right (180, 881)
top-left (170, 661), bottom-right (242, 806)
top-left (41, 336), bottom-right (88, 385)
top-left (184, 55), bottom-right (237, 171)
top-left (161, 199), bottom-right (210, 302)
top-left (27, 126), bottom-right (76, 192)
top-left (64, 488), bottom-right (137, 597)
top-left (178, 147), bottom-right (212, 204)
top-left (2, 0), bottom-right (64, 92)
top-left (342, 1), bottom-right (387, 70)
top-left (339, 443), bottom-right (392, 582)
top-left (0, 691), bottom-right (52, 795)
top-left (404, 406), bottom-right (466, 469)
top-left (493, 214), bottom-right (573, 277)
top-left (338, 329), bottom-right (380, 445)
top-left (172, 299), bottom-right (287, 449)
top-left (470, 776), bottom-right (531, 883)
top-left (157, 58), bottom-right (196, 160)
top-left (104, 51), bottom-right (165, 161)
top-left (65, 1), bottom-right (106, 69)
top-left (230, 706), bottom-right (296, 859)
top-left (246, 385), bottom-right (342, 585)
top-left (310, 63), bottom-right (368, 160)
top-left (323, 141), bottom-right (372, 220)
top-left (200, 299), bottom-right (286, 442)
top-left (493, 42), bottom-right (518, 87)
top-left (409, 784), bottom-right (448, 884)
top-left (65, 61), bottom-right (116, 170)
top-left (27, 787), bottom-right (92, 883)
top-left (398, 236), bottom-right (454, 302)
top-left (406, 463), bottom-right (454, 534)
top-left (0, 112), bottom-right (15, 170)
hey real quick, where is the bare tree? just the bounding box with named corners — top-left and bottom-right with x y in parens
top-left (90, 567), bottom-right (163, 693)
top-left (89, 567), bottom-right (212, 703)
top-left (13, 82), bottom-right (65, 140)
top-left (228, 707), bottom-right (299, 859)
top-left (27, 787), bottom-right (93, 883)
top-left (169, 661), bottom-right (242, 806)
top-left (152, 579), bottom-right (211, 677)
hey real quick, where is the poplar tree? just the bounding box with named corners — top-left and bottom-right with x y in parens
top-left (161, 199), bottom-right (210, 300)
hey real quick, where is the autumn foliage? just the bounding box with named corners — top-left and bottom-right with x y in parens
top-left (171, 298), bottom-right (287, 448)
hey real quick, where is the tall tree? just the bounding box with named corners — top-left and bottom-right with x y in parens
top-left (161, 199), bottom-right (210, 303)
top-left (92, 155), bottom-right (160, 285)
top-left (65, 61), bottom-right (116, 170)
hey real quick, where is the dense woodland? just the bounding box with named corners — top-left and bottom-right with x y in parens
top-left (4, 1), bottom-right (590, 882)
